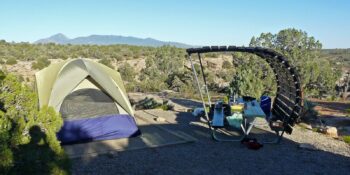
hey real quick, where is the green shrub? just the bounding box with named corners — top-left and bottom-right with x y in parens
top-left (205, 53), bottom-right (219, 58)
top-left (99, 58), bottom-right (114, 68)
top-left (0, 73), bottom-right (70, 174)
top-left (222, 60), bottom-right (232, 69)
top-left (136, 97), bottom-right (161, 110)
top-left (32, 57), bottom-right (51, 70)
top-left (303, 99), bottom-right (319, 118)
top-left (137, 79), bottom-right (167, 92)
top-left (5, 57), bottom-right (17, 65)
top-left (118, 62), bottom-right (136, 82)
top-left (343, 136), bottom-right (350, 144)
top-left (346, 108), bottom-right (350, 115)
top-left (159, 100), bottom-right (174, 111)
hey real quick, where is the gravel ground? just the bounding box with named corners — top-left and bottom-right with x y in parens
top-left (72, 109), bottom-right (350, 175)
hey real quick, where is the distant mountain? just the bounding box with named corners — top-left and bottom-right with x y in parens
top-left (35, 33), bottom-right (193, 48)
top-left (35, 33), bottom-right (69, 44)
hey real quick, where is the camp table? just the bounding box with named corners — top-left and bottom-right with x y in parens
top-left (210, 98), bottom-right (266, 141)
top-left (241, 100), bottom-right (266, 137)
top-left (187, 46), bottom-right (303, 143)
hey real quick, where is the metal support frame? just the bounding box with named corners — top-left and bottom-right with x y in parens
top-left (188, 54), bottom-right (248, 142)
top-left (187, 46), bottom-right (303, 144)
top-left (188, 55), bottom-right (212, 128)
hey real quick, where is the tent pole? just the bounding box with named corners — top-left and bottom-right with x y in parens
top-left (188, 54), bottom-right (212, 129)
top-left (197, 53), bottom-right (212, 106)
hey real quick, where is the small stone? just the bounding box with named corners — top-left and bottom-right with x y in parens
top-left (298, 143), bottom-right (318, 151)
top-left (154, 117), bottom-right (166, 122)
top-left (325, 126), bottom-right (338, 138)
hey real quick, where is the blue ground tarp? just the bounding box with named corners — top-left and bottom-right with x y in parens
top-left (57, 114), bottom-right (141, 144)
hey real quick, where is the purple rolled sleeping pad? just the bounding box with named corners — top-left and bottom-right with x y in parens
top-left (57, 114), bottom-right (141, 144)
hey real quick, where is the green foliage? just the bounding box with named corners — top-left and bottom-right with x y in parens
top-left (302, 99), bottom-right (319, 118)
top-left (0, 31), bottom-right (342, 99)
top-left (250, 28), bottom-right (341, 98)
top-left (5, 57), bottom-right (17, 65)
top-left (159, 100), bottom-right (175, 111)
top-left (98, 58), bottom-right (114, 68)
top-left (230, 53), bottom-right (276, 99)
top-left (118, 62), bottom-right (136, 82)
top-left (32, 57), bottom-right (51, 70)
top-left (222, 60), bottom-right (232, 69)
top-left (0, 73), bottom-right (70, 174)
top-left (138, 46), bottom-right (190, 93)
top-left (193, 63), bottom-right (201, 75)
top-left (343, 135), bottom-right (350, 144)
top-left (204, 52), bottom-right (219, 58)
top-left (345, 108), bottom-right (350, 116)
top-left (136, 79), bottom-right (167, 92)
top-left (0, 41), bottom-right (155, 62)
top-left (321, 49), bottom-right (350, 68)
top-left (135, 97), bottom-right (162, 110)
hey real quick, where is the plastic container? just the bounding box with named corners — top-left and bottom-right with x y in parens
top-left (260, 96), bottom-right (271, 116)
top-left (231, 104), bottom-right (244, 113)
top-left (226, 113), bottom-right (243, 129)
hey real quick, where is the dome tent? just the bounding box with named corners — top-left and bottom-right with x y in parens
top-left (35, 58), bottom-right (140, 144)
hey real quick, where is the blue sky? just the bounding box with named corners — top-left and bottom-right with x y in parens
top-left (0, 0), bottom-right (349, 48)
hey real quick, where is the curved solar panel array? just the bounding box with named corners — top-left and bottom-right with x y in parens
top-left (187, 46), bottom-right (303, 134)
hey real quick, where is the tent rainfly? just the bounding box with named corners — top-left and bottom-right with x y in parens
top-left (35, 58), bottom-right (140, 144)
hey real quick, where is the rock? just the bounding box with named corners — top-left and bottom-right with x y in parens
top-left (299, 122), bottom-right (313, 130)
top-left (324, 126), bottom-right (338, 138)
top-left (154, 117), bottom-right (167, 122)
top-left (158, 90), bottom-right (175, 97)
top-left (298, 143), bottom-right (318, 151)
top-left (128, 92), bottom-right (164, 104)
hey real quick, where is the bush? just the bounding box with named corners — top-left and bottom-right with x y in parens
top-left (99, 58), bottom-right (114, 68)
top-left (135, 97), bottom-right (162, 110)
top-left (343, 136), bottom-right (350, 144)
top-left (0, 73), bottom-right (70, 174)
top-left (5, 57), bottom-right (17, 65)
top-left (159, 100), bottom-right (175, 111)
top-left (118, 63), bottom-right (136, 82)
top-left (222, 60), bottom-right (232, 69)
top-left (205, 53), bottom-right (219, 58)
top-left (32, 57), bottom-right (51, 70)
top-left (137, 79), bottom-right (167, 92)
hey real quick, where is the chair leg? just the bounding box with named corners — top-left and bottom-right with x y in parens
top-left (211, 128), bottom-right (245, 142)
top-left (262, 130), bottom-right (285, 144)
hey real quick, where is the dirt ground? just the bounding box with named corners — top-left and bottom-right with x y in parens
top-left (310, 99), bottom-right (350, 136)
top-left (72, 107), bottom-right (350, 175)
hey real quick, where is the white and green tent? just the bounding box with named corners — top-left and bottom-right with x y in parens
top-left (35, 58), bottom-right (140, 144)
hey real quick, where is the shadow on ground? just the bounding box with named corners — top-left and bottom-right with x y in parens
top-left (69, 109), bottom-right (350, 175)
top-left (314, 100), bottom-right (350, 112)
top-left (9, 125), bottom-right (69, 174)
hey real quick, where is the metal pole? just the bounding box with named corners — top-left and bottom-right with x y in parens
top-left (188, 54), bottom-right (211, 128)
top-left (197, 53), bottom-right (212, 106)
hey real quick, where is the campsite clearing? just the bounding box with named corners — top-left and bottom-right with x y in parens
top-left (71, 98), bottom-right (350, 175)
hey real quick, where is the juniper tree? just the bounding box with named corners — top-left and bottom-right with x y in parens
top-left (0, 73), bottom-right (70, 175)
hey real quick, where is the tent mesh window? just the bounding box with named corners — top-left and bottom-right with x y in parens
top-left (60, 88), bottom-right (119, 120)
